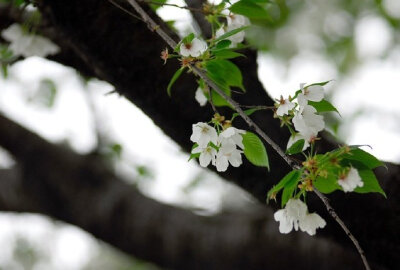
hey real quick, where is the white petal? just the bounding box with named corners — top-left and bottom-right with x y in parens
top-left (299, 213), bottom-right (326, 236)
top-left (287, 133), bottom-right (310, 151)
top-left (199, 151), bottom-right (212, 167)
top-left (190, 38), bottom-right (207, 57)
top-left (216, 27), bottom-right (225, 38)
top-left (297, 93), bottom-right (308, 108)
top-left (215, 154), bottom-right (229, 172)
top-left (180, 43), bottom-right (191, 57)
top-left (220, 127), bottom-right (236, 138)
top-left (274, 209), bottom-right (293, 234)
top-left (227, 14), bottom-right (250, 28)
top-left (286, 199), bottom-right (307, 220)
top-left (228, 149), bottom-right (243, 167)
top-left (195, 87), bottom-right (207, 106)
top-left (306, 85), bottom-right (324, 102)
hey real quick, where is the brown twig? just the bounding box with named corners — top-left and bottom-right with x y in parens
top-left (314, 189), bottom-right (371, 270)
top-left (140, 0), bottom-right (203, 12)
top-left (124, 1), bottom-right (371, 269)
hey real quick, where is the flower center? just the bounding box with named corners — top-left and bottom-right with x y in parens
top-left (184, 43), bottom-right (192, 50)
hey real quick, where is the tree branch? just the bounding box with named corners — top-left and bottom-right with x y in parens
top-left (1, 1), bottom-right (399, 268)
top-left (0, 113), bottom-right (368, 270)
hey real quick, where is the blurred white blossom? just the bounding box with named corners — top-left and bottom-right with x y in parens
top-left (1, 23), bottom-right (60, 58)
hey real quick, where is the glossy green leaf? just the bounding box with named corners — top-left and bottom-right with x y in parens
top-left (213, 50), bottom-right (245, 59)
top-left (267, 170), bottom-right (302, 201)
top-left (355, 169), bottom-right (386, 197)
top-left (286, 139), bottom-right (305, 155)
top-left (242, 131), bottom-right (269, 169)
top-left (213, 26), bottom-right (249, 43)
top-left (167, 67), bottom-right (185, 96)
top-left (281, 173), bottom-right (300, 207)
top-left (215, 40), bottom-right (232, 50)
top-left (308, 99), bottom-right (339, 114)
top-left (205, 59), bottom-right (244, 90)
top-left (343, 148), bottom-right (384, 169)
top-left (229, 1), bottom-right (270, 20)
top-left (188, 143), bottom-right (200, 161)
top-left (313, 174), bottom-right (341, 194)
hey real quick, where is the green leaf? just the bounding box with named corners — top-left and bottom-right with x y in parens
top-left (229, 0), bottom-right (270, 20)
top-left (308, 99), bottom-right (339, 114)
top-left (1, 63), bottom-right (8, 78)
top-left (188, 143), bottom-right (200, 161)
top-left (205, 59), bottom-right (244, 90)
top-left (215, 40), bottom-right (232, 50)
top-left (313, 174), bottom-right (341, 194)
top-left (355, 169), bottom-right (386, 197)
top-left (167, 67), bottom-right (185, 96)
top-left (281, 173), bottom-right (300, 207)
top-left (307, 80), bottom-right (332, 87)
top-left (213, 26), bottom-right (249, 43)
top-left (213, 50), bottom-right (245, 59)
top-left (242, 131), bottom-right (269, 169)
top-left (211, 89), bottom-right (232, 107)
top-left (343, 148), bottom-right (384, 170)
top-left (267, 170), bottom-right (302, 201)
top-left (286, 139), bottom-right (305, 155)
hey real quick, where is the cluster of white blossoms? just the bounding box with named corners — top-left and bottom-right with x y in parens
top-left (1, 24), bottom-right (60, 58)
top-left (180, 38), bottom-right (207, 57)
top-left (274, 199), bottom-right (326, 235)
top-left (338, 167), bottom-right (364, 192)
top-left (216, 14), bottom-right (250, 47)
top-left (190, 122), bottom-right (245, 172)
top-left (276, 83), bottom-right (325, 151)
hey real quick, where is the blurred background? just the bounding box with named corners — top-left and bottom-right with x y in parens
top-left (0, 0), bottom-right (399, 269)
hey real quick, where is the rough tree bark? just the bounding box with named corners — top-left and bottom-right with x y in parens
top-left (0, 1), bottom-right (398, 269)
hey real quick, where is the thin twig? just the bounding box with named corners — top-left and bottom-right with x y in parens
top-left (124, 1), bottom-right (371, 269)
top-left (239, 105), bottom-right (275, 110)
top-left (140, 0), bottom-right (203, 12)
top-left (107, 0), bottom-right (144, 22)
top-left (206, 85), bottom-right (219, 114)
top-left (314, 189), bottom-right (371, 270)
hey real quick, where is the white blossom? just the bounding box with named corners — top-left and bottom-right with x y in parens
top-left (180, 38), bottom-right (207, 57)
top-left (190, 122), bottom-right (218, 147)
top-left (215, 143), bottom-right (243, 172)
top-left (215, 14), bottom-right (249, 47)
top-left (338, 167), bottom-right (364, 192)
top-left (276, 97), bottom-right (295, 116)
top-left (292, 105), bottom-right (324, 138)
top-left (299, 213), bottom-right (327, 236)
top-left (274, 199), bottom-right (326, 235)
top-left (192, 145), bottom-right (217, 167)
top-left (218, 127), bottom-right (246, 149)
top-left (195, 87), bottom-right (207, 106)
top-left (286, 133), bottom-right (311, 151)
top-left (1, 24), bottom-right (59, 58)
top-left (297, 83), bottom-right (324, 108)
top-left (274, 199), bottom-right (307, 233)
top-left (227, 14), bottom-right (250, 28)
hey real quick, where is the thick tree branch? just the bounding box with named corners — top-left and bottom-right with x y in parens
top-left (0, 1), bottom-right (399, 269)
top-left (0, 113), bottom-right (369, 270)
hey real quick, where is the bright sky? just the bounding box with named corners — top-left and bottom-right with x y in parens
top-left (0, 2), bottom-right (399, 269)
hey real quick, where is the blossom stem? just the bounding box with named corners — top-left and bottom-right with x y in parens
top-left (124, 1), bottom-right (371, 269)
